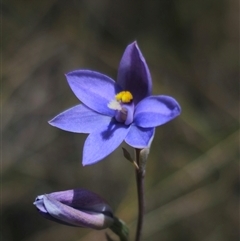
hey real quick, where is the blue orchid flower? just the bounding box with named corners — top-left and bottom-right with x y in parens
top-left (34, 189), bottom-right (114, 229)
top-left (49, 41), bottom-right (181, 165)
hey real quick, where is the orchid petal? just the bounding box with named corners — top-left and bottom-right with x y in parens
top-left (125, 125), bottom-right (155, 148)
top-left (83, 122), bottom-right (130, 166)
top-left (49, 189), bottom-right (113, 215)
top-left (134, 95), bottom-right (181, 128)
top-left (117, 42), bottom-right (152, 105)
top-left (49, 104), bottom-right (111, 133)
top-left (43, 195), bottom-right (113, 229)
top-left (34, 195), bottom-right (47, 213)
top-left (34, 189), bottom-right (114, 228)
top-left (34, 195), bottom-right (75, 226)
top-left (66, 70), bottom-right (121, 116)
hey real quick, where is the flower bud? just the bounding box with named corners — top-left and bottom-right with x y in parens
top-left (33, 189), bottom-right (114, 230)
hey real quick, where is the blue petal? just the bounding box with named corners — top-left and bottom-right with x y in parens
top-left (134, 95), bottom-right (181, 128)
top-left (43, 195), bottom-right (113, 229)
top-left (49, 104), bottom-right (112, 133)
top-left (34, 195), bottom-right (47, 213)
top-left (49, 189), bottom-right (113, 215)
top-left (125, 125), bottom-right (155, 148)
top-left (83, 121), bottom-right (130, 166)
top-left (117, 41), bottom-right (152, 105)
top-left (66, 70), bottom-right (121, 116)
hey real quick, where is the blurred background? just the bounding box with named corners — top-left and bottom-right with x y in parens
top-left (2, 0), bottom-right (239, 241)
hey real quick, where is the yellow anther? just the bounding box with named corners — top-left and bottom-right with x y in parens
top-left (115, 91), bottom-right (133, 103)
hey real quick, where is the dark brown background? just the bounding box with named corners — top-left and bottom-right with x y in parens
top-left (2, 0), bottom-right (239, 240)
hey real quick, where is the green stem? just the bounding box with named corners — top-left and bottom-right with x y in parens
top-left (134, 149), bottom-right (145, 241)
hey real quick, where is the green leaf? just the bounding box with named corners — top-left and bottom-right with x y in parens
top-left (122, 148), bottom-right (139, 169)
top-left (109, 216), bottom-right (129, 241)
top-left (139, 147), bottom-right (150, 173)
top-left (122, 148), bottom-right (133, 162)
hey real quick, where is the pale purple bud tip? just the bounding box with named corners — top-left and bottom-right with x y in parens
top-left (33, 189), bottom-right (114, 230)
